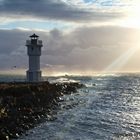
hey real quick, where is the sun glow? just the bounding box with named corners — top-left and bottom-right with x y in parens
top-left (120, 1), bottom-right (140, 28)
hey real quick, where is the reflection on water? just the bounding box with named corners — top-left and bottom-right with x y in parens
top-left (16, 74), bottom-right (140, 140)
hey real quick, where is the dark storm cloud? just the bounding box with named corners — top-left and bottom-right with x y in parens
top-left (0, 26), bottom-right (139, 72)
top-left (43, 26), bottom-right (139, 57)
top-left (0, 29), bottom-right (27, 54)
top-left (0, 0), bottom-right (121, 22)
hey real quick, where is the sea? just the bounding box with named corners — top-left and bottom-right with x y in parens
top-left (1, 73), bottom-right (140, 140)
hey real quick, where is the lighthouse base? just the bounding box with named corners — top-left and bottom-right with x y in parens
top-left (26, 70), bottom-right (42, 82)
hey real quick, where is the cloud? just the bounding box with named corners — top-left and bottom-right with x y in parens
top-left (0, 0), bottom-right (123, 23)
top-left (0, 26), bottom-right (140, 74)
top-left (0, 0), bottom-right (139, 75)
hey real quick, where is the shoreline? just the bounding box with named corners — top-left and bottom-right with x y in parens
top-left (0, 81), bottom-right (84, 140)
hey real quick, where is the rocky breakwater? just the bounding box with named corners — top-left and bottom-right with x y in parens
top-left (0, 81), bottom-right (83, 140)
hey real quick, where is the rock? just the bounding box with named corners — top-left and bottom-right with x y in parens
top-left (0, 133), bottom-right (9, 140)
top-left (0, 81), bottom-right (84, 139)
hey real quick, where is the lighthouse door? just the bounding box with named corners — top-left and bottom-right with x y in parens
top-left (29, 72), bottom-right (33, 81)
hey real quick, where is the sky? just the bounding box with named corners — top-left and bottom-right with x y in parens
top-left (0, 0), bottom-right (140, 75)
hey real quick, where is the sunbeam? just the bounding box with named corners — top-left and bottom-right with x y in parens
top-left (103, 46), bottom-right (140, 73)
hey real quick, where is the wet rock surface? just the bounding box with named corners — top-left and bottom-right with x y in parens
top-left (0, 81), bottom-right (83, 140)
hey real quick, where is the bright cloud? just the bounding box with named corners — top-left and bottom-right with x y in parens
top-left (0, 0), bottom-right (139, 29)
top-left (0, 0), bottom-right (128, 24)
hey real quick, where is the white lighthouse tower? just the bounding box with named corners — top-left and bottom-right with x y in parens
top-left (26, 34), bottom-right (43, 82)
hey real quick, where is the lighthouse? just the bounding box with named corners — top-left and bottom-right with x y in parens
top-left (26, 34), bottom-right (43, 82)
